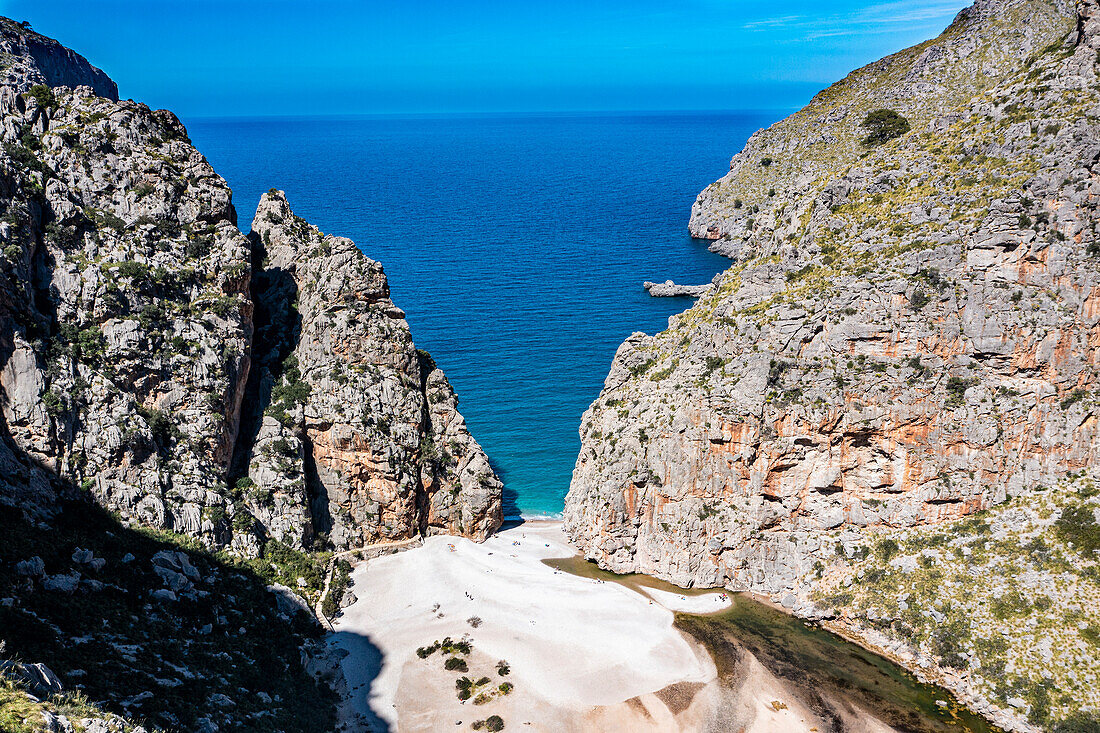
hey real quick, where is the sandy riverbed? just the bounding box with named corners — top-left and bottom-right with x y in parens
top-left (327, 521), bottom-right (862, 732)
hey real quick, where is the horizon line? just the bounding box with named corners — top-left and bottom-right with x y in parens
top-left (178, 107), bottom-right (801, 123)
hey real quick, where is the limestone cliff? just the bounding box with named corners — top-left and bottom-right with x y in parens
top-left (240, 191), bottom-right (501, 549)
top-left (565, 0), bottom-right (1100, 729)
top-left (0, 18), bottom-right (501, 552)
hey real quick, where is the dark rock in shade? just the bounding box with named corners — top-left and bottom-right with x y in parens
top-left (0, 660), bottom-right (63, 697)
top-left (14, 555), bottom-right (44, 576)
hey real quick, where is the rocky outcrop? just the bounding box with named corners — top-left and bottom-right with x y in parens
top-left (568, 0), bottom-right (1095, 590)
top-left (0, 17), bottom-right (501, 552)
top-left (644, 278), bottom-right (717, 298)
top-left (565, 1), bottom-right (1100, 727)
top-left (0, 18), bottom-right (117, 100)
top-left (239, 192), bottom-right (502, 548)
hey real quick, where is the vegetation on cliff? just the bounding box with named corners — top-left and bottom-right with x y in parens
top-left (0, 499), bottom-right (338, 731)
top-left (814, 475), bottom-right (1100, 731)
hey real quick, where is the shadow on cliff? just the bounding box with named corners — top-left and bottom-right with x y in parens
top-left (488, 458), bottom-right (524, 524)
top-left (230, 234), bottom-right (302, 477)
top-left (230, 234), bottom-right (337, 542)
top-left (0, 215), bottom-right (339, 728)
top-left (327, 629), bottom-right (392, 732)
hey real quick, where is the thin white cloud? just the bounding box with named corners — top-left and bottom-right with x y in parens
top-left (742, 0), bottom-right (968, 40)
top-left (742, 15), bottom-right (806, 30)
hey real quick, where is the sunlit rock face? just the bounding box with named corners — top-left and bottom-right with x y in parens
top-left (565, 0), bottom-right (1099, 594)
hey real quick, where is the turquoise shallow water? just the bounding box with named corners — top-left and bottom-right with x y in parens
top-left (186, 112), bottom-right (781, 517)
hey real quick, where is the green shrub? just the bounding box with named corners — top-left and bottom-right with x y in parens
top-left (137, 406), bottom-right (179, 449)
top-left (1053, 711), bottom-right (1100, 732)
top-left (486, 715), bottom-right (505, 732)
top-left (945, 376), bottom-right (977, 405)
top-left (321, 559), bottom-right (352, 619)
top-left (42, 390), bottom-right (64, 417)
top-left (441, 637), bottom-right (472, 655)
top-left (989, 589), bottom-right (1031, 620)
top-left (1061, 389), bottom-right (1087, 409)
top-left (703, 356), bottom-right (725, 375)
top-left (133, 182), bottom-right (156, 200)
top-left (269, 437), bottom-right (296, 457)
top-left (1055, 504), bottom-right (1100, 555)
top-left (26, 84), bottom-right (56, 109)
top-left (115, 260), bottom-right (149, 281)
top-left (444, 656), bottom-right (468, 672)
top-left (650, 358), bottom-right (678, 381)
top-left (874, 538), bottom-right (899, 562)
top-left (271, 378), bottom-right (310, 406)
top-left (629, 358), bottom-right (657, 377)
top-left (417, 642), bottom-right (441, 658)
top-left (861, 109), bottom-right (911, 146)
top-left (232, 508), bottom-right (255, 533)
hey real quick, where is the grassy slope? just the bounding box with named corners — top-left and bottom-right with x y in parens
top-left (696, 0), bottom-right (1073, 226)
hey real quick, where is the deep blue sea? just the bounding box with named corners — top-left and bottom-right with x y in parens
top-left (185, 112), bottom-right (781, 517)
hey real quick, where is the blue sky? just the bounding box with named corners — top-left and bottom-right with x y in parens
top-left (1, 0), bottom-right (970, 117)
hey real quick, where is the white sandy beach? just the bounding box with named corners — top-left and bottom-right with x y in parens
top-left (328, 521), bottom-right (732, 731)
top-left (327, 521), bottom-right (877, 733)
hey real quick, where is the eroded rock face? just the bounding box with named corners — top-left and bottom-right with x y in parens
top-left (565, 0), bottom-right (1100, 594)
top-left (242, 191), bottom-right (502, 548)
top-left (0, 82), bottom-right (252, 541)
top-left (0, 18), bottom-right (501, 550)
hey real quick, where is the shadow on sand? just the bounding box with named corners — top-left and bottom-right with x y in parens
top-left (328, 629), bottom-right (392, 732)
